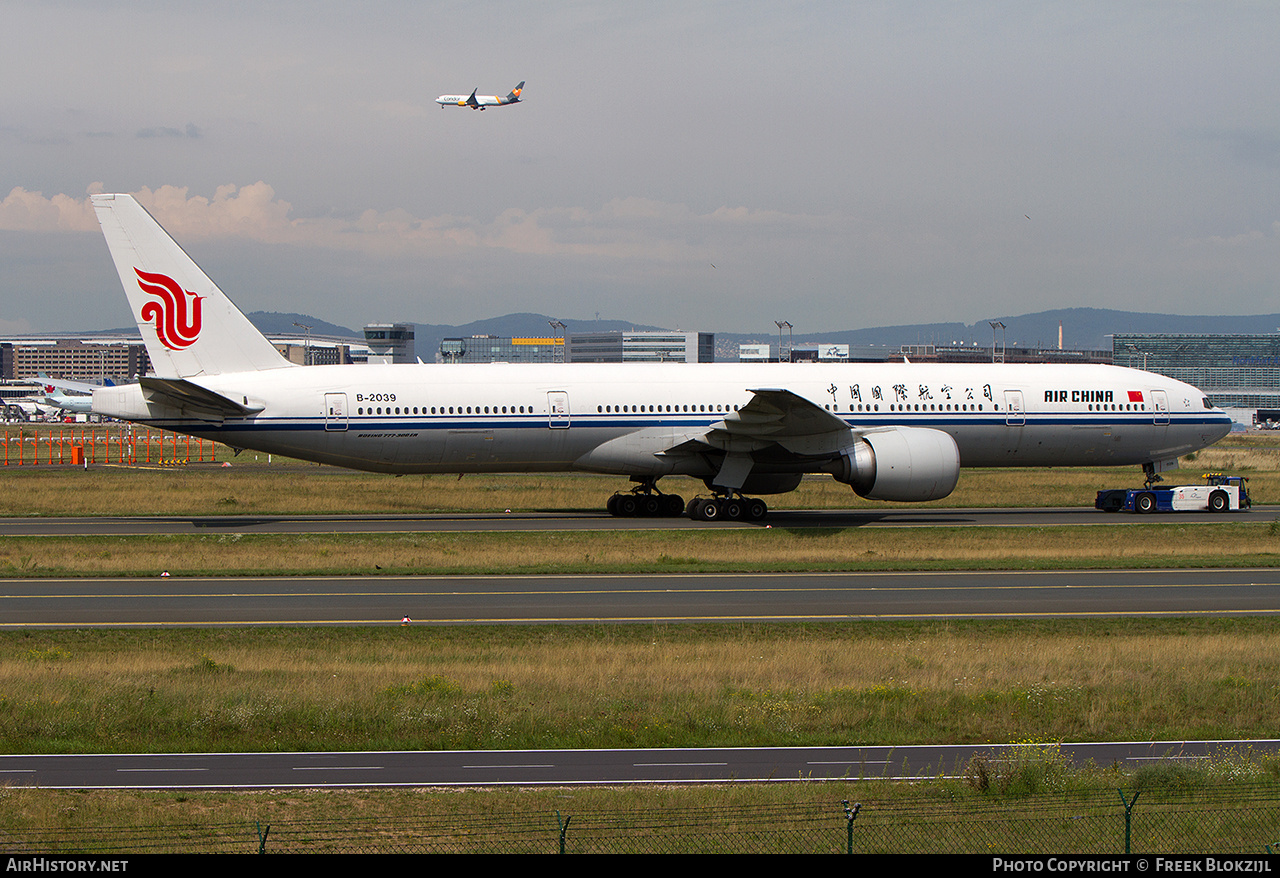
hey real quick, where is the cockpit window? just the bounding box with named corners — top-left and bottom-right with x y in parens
top-left (1203, 398), bottom-right (1214, 409)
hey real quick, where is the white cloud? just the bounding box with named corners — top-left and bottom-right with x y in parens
top-left (0, 188), bottom-right (97, 233)
top-left (0, 183), bottom-right (842, 269)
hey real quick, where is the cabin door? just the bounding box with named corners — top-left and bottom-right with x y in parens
top-left (1151, 390), bottom-right (1169, 426)
top-left (547, 391), bottom-right (570, 429)
top-left (324, 392), bottom-right (348, 432)
top-left (1003, 389), bottom-right (1025, 426)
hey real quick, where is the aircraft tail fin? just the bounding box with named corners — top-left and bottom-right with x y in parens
top-left (91, 194), bottom-right (293, 379)
top-left (506, 81), bottom-right (524, 102)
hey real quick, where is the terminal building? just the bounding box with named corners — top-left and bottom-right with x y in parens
top-left (0, 333), bottom-right (369, 381)
top-left (738, 342), bottom-right (1112, 365)
top-left (439, 331), bottom-right (713, 364)
top-left (1, 337), bottom-right (151, 382)
top-left (439, 335), bottom-right (564, 364)
top-left (1112, 333), bottom-right (1280, 426)
top-left (565, 331), bottom-right (714, 364)
top-left (740, 343), bottom-right (863, 362)
top-left (269, 335), bottom-right (367, 366)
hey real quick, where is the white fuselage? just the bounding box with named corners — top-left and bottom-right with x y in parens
top-left (94, 360), bottom-right (1232, 478)
top-left (436, 93), bottom-right (509, 108)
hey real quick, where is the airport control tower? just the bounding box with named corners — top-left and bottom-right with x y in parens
top-left (363, 323), bottom-right (415, 365)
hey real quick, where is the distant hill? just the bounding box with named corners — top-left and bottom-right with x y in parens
top-left (80, 307), bottom-right (1280, 358)
top-left (93, 312), bottom-right (363, 340)
top-left (242, 312), bottom-right (360, 339)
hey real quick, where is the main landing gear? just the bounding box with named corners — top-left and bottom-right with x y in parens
top-left (604, 479), bottom-right (771, 522)
top-left (686, 493), bottom-right (769, 522)
top-left (606, 482), bottom-right (686, 518)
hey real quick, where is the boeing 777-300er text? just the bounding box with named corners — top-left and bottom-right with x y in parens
top-left (436, 81), bottom-right (523, 109)
top-left (90, 193), bottom-right (1232, 520)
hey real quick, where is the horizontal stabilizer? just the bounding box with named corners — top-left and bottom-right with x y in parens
top-left (140, 377), bottom-right (263, 421)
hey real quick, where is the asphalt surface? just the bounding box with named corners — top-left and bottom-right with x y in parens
top-left (3, 740), bottom-right (1275, 789)
top-left (4, 568), bottom-right (1280, 627)
top-left (1, 505), bottom-right (1276, 536)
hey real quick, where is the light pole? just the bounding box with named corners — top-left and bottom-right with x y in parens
top-left (292, 322), bottom-right (313, 366)
top-left (775, 320), bottom-right (793, 363)
top-left (1126, 344), bottom-right (1151, 370)
top-left (549, 320), bottom-right (566, 363)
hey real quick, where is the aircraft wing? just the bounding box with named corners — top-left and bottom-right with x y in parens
top-left (642, 388), bottom-right (861, 492)
top-left (700, 387), bottom-right (855, 457)
top-left (139, 377), bottom-right (263, 421)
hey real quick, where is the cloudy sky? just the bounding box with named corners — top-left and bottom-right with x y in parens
top-left (1, 1), bottom-right (1278, 342)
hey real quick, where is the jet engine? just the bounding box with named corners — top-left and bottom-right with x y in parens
top-left (825, 427), bottom-right (960, 502)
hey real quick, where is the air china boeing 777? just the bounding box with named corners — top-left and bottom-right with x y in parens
top-left (90, 194), bottom-right (1232, 520)
top-left (436, 81), bottom-right (523, 109)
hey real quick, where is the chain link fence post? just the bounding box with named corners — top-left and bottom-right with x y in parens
top-left (842, 801), bottom-right (862, 854)
top-left (1118, 789), bottom-right (1140, 854)
top-left (556, 811), bottom-right (571, 854)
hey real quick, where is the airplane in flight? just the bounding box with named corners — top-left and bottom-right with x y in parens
top-left (89, 193), bottom-right (1232, 520)
top-left (436, 81), bottom-right (524, 110)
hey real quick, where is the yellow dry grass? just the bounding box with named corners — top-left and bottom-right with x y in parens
top-left (2, 522), bottom-right (1279, 577)
top-left (4, 623), bottom-right (1274, 699)
top-left (5, 621), bottom-right (1280, 756)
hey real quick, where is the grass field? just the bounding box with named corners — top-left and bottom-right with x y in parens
top-left (5, 619), bottom-right (1280, 753)
top-left (3, 523), bottom-right (1280, 578)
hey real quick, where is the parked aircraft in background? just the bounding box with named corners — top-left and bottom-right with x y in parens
top-left (89, 193), bottom-right (1232, 520)
top-left (42, 388), bottom-right (93, 415)
top-left (436, 81), bottom-right (524, 109)
top-left (38, 373), bottom-right (107, 415)
top-left (4, 398), bottom-right (59, 420)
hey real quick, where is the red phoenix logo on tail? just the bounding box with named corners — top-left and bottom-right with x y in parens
top-left (134, 268), bottom-right (203, 350)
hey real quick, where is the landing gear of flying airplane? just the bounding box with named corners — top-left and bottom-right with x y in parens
top-left (606, 483), bottom-right (686, 518)
top-left (686, 493), bottom-right (769, 522)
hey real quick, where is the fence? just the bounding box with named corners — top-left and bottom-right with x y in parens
top-left (3, 785), bottom-right (1280, 854)
top-left (0, 425), bottom-right (218, 466)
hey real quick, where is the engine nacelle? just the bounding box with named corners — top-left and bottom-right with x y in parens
top-left (826, 427), bottom-right (960, 502)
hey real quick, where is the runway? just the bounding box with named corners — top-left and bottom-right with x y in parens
top-left (0, 505), bottom-right (1276, 536)
top-left (4, 568), bottom-right (1280, 626)
top-left (3, 740), bottom-right (1275, 789)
